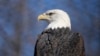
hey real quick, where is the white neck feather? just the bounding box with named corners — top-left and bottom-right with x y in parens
top-left (46, 17), bottom-right (71, 29)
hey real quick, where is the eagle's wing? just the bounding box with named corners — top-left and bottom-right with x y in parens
top-left (34, 28), bottom-right (85, 56)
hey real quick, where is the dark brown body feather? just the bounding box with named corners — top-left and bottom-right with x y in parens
top-left (34, 28), bottom-right (85, 56)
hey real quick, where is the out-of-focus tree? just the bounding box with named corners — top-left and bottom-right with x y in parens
top-left (0, 0), bottom-right (35, 56)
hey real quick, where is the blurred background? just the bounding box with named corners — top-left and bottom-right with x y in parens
top-left (0, 0), bottom-right (100, 56)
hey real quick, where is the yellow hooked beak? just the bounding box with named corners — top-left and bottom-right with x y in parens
top-left (38, 14), bottom-right (49, 21)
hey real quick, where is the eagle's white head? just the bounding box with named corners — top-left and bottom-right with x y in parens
top-left (38, 9), bottom-right (71, 29)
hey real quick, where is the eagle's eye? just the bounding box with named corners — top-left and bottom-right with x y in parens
top-left (46, 12), bottom-right (54, 16)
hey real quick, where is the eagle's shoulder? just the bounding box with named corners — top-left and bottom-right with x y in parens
top-left (34, 28), bottom-right (85, 56)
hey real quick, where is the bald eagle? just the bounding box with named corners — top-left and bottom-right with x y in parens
top-left (34, 9), bottom-right (85, 56)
